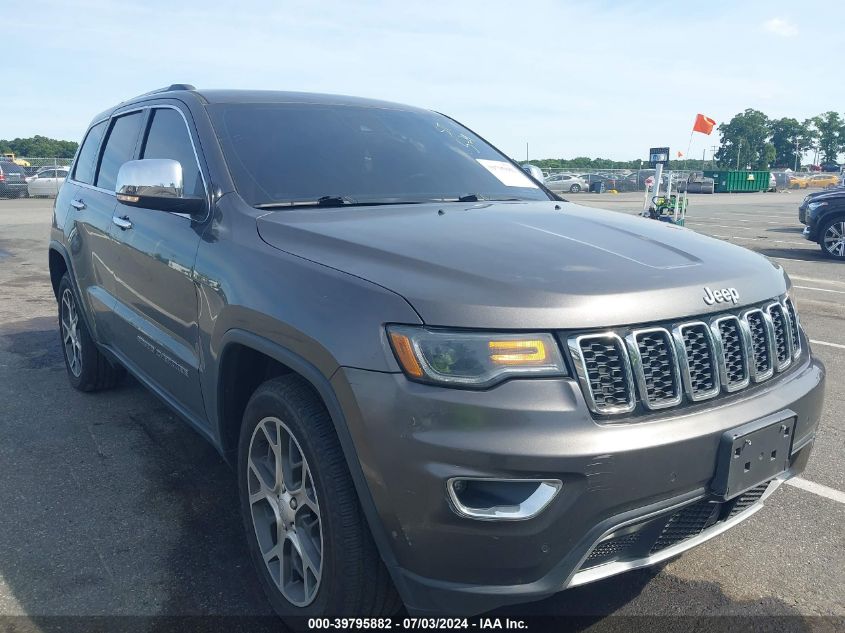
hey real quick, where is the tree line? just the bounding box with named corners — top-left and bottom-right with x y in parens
top-left (528, 109), bottom-right (844, 171)
top-left (0, 136), bottom-right (79, 159)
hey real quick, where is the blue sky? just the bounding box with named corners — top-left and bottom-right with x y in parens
top-left (2, 0), bottom-right (841, 160)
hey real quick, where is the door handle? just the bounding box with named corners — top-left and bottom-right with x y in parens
top-left (70, 198), bottom-right (86, 210)
top-left (112, 215), bottom-right (133, 231)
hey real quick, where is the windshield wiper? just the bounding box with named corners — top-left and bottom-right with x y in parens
top-left (254, 196), bottom-right (428, 209)
top-left (444, 194), bottom-right (524, 203)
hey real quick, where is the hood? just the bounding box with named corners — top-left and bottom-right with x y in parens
top-left (256, 200), bottom-right (789, 329)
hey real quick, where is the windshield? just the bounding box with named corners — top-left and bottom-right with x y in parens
top-left (208, 102), bottom-right (550, 207)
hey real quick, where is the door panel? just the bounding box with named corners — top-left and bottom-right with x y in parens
top-left (106, 106), bottom-right (207, 420)
top-left (65, 184), bottom-right (119, 341)
top-left (108, 206), bottom-right (205, 417)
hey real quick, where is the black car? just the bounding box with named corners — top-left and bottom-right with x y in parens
top-left (803, 189), bottom-right (845, 259)
top-left (0, 161), bottom-right (28, 198)
top-left (799, 186), bottom-right (845, 224)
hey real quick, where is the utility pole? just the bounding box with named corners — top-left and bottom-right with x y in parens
top-left (736, 139), bottom-right (742, 171)
top-left (526, 142), bottom-right (529, 162)
top-left (794, 137), bottom-right (799, 171)
top-left (711, 145), bottom-right (717, 169)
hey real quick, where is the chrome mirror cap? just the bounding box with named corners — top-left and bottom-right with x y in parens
top-left (116, 158), bottom-right (184, 201)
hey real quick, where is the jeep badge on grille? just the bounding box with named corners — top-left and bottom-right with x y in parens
top-left (703, 286), bottom-right (740, 305)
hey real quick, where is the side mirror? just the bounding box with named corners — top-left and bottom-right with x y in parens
top-left (115, 159), bottom-right (205, 215)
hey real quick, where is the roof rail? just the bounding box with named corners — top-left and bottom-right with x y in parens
top-left (128, 84), bottom-right (197, 100)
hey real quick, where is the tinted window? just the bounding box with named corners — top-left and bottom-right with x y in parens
top-left (39, 170), bottom-right (56, 179)
top-left (73, 120), bottom-right (107, 184)
top-left (96, 112), bottom-right (143, 191)
top-left (141, 108), bottom-right (204, 197)
top-left (209, 103), bottom-right (549, 206)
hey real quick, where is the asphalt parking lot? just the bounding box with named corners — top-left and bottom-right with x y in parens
top-left (0, 193), bottom-right (842, 627)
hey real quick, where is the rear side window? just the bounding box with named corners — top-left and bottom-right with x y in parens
top-left (95, 112), bottom-right (143, 191)
top-left (141, 108), bottom-right (204, 197)
top-left (72, 120), bottom-right (107, 184)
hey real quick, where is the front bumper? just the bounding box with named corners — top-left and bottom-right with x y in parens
top-left (331, 350), bottom-right (825, 615)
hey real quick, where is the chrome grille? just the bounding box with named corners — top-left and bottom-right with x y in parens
top-left (628, 329), bottom-right (681, 409)
top-left (767, 302), bottom-right (792, 371)
top-left (568, 334), bottom-right (634, 414)
top-left (568, 297), bottom-right (801, 416)
top-left (784, 298), bottom-right (801, 359)
top-left (713, 316), bottom-right (749, 391)
top-left (743, 309), bottom-right (774, 382)
top-left (676, 323), bottom-right (719, 400)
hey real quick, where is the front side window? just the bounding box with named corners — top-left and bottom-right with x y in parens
top-left (141, 108), bottom-right (204, 198)
top-left (208, 103), bottom-right (550, 207)
top-left (40, 170), bottom-right (56, 179)
top-left (73, 120), bottom-right (107, 185)
top-left (96, 112), bottom-right (143, 192)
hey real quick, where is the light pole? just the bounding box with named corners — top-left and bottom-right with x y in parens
top-left (794, 137), bottom-right (800, 171)
top-left (736, 139), bottom-right (742, 171)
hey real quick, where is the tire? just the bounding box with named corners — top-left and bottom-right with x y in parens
top-left (569, 184), bottom-right (581, 193)
top-left (57, 274), bottom-right (125, 391)
top-left (238, 375), bottom-right (401, 622)
top-left (819, 215), bottom-right (845, 260)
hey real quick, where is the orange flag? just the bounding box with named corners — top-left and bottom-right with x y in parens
top-left (693, 114), bottom-right (716, 135)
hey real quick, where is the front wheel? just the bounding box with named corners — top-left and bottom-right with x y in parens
top-left (820, 216), bottom-right (845, 260)
top-left (569, 184), bottom-right (581, 193)
top-left (238, 375), bottom-right (401, 621)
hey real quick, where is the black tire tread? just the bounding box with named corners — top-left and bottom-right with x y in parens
top-left (58, 274), bottom-right (125, 392)
top-left (240, 375), bottom-right (401, 618)
top-left (819, 214), bottom-right (845, 260)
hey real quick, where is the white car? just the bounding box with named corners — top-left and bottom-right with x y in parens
top-left (544, 173), bottom-right (588, 193)
top-left (26, 167), bottom-right (69, 197)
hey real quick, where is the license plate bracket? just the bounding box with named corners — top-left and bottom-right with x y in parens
top-left (711, 413), bottom-right (795, 500)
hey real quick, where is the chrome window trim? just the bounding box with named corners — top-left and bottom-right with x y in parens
top-left (765, 302), bottom-right (793, 372)
top-left (568, 332), bottom-right (636, 415)
top-left (740, 308), bottom-right (775, 383)
top-left (625, 327), bottom-right (682, 410)
top-left (671, 321), bottom-right (721, 402)
top-left (67, 104), bottom-right (209, 221)
top-left (709, 315), bottom-right (751, 392)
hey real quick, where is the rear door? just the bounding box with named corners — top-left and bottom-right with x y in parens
top-left (107, 105), bottom-right (208, 420)
top-left (62, 116), bottom-right (142, 342)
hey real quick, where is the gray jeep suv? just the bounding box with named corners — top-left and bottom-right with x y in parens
top-left (49, 85), bottom-right (825, 622)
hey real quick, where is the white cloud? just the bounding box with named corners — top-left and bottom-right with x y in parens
top-left (763, 18), bottom-right (798, 37)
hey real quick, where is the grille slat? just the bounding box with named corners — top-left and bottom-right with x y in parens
top-left (784, 298), bottom-right (801, 359)
top-left (678, 323), bottom-right (719, 400)
top-left (714, 317), bottom-right (749, 390)
top-left (744, 309), bottom-right (774, 381)
top-left (568, 297), bottom-right (800, 416)
top-left (630, 329), bottom-right (681, 409)
top-left (569, 334), bottom-right (635, 414)
top-left (767, 303), bottom-right (792, 370)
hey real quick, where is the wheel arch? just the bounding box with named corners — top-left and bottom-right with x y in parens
top-left (214, 328), bottom-right (400, 569)
top-left (48, 241), bottom-right (70, 299)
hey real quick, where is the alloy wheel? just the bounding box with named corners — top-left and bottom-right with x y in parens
top-left (247, 416), bottom-right (323, 607)
top-left (823, 221), bottom-right (845, 258)
top-left (61, 288), bottom-right (82, 377)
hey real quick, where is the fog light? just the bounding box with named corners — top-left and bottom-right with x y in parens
top-left (446, 478), bottom-right (561, 521)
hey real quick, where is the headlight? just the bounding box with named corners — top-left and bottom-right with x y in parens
top-left (387, 326), bottom-right (567, 388)
top-left (808, 201), bottom-right (827, 212)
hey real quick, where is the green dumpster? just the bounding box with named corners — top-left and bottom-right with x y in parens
top-left (703, 170), bottom-right (771, 193)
